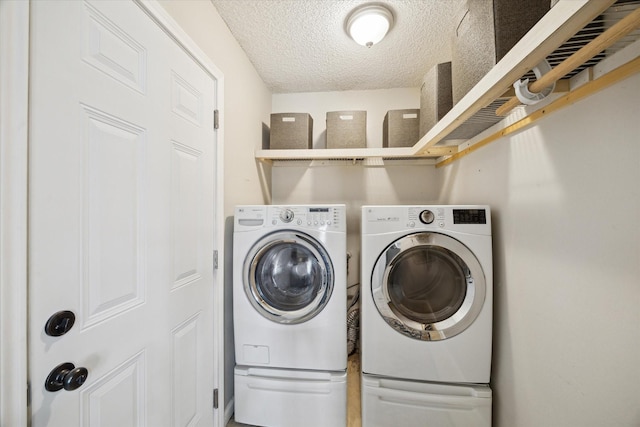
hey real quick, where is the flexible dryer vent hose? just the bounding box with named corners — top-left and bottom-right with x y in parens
top-left (347, 308), bottom-right (359, 355)
top-left (346, 286), bottom-right (360, 355)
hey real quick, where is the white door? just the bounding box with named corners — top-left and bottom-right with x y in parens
top-left (28, 1), bottom-right (217, 425)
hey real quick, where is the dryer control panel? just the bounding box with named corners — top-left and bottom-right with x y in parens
top-left (362, 205), bottom-right (491, 236)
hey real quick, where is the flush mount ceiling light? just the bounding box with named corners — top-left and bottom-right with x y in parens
top-left (346, 4), bottom-right (394, 48)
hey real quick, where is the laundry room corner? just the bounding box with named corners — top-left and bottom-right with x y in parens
top-left (153, 2), bottom-right (640, 426)
top-left (434, 72), bottom-right (640, 427)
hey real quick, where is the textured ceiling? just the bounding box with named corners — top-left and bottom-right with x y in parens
top-left (210, 0), bottom-right (467, 93)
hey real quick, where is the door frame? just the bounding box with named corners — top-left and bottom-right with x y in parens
top-left (0, 1), bottom-right (226, 425)
top-left (0, 1), bottom-right (29, 425)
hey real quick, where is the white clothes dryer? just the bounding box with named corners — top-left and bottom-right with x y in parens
top-left (360, 205), bottom-right (493, 427)
top-left (233, 205), bottom-right (347, 427)
top-left (361, 205), bottom-right (493, 383)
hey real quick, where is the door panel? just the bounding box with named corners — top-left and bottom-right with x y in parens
top-left (171, 142), bottom-right (203, 289)
top-left (81, 352), bottom-right (146, 426)
top-left (29, 1), bottom-right (216, 425)
top-left (82, 106), bottom-right (147, 326)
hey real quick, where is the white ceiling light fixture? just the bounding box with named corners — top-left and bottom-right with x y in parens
top-left (346, 4), bottom-right (394, 48)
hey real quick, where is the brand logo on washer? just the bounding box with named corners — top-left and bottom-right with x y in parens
top-left (367, 208), bottom-right (400, 222)
top-left (373, 216), bottom-right (400, 222)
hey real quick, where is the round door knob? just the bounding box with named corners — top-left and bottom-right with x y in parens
top-left (64, 367), bottom-right (89, 391)
top-left (45, 362), bottom-right (89, 392)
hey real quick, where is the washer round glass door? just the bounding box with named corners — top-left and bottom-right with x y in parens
top-left (371, 232), bottom-right (485, 341)
top-left (244, 231), bottom-right (334, 324)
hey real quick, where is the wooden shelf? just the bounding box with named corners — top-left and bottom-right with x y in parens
top-left (257, 0), bottom-right (639, 165)
top-left (255, 146), bottom-right (457, 162)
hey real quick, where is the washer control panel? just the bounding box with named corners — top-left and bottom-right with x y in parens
top-left (267, 206), bottom-right (344, 231)
top-left (236, 205), bottom-right (345, 231)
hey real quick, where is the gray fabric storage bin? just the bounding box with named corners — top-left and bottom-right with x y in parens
top-left (383, 109), bottom-right (419, 148)
top-left (269, 113), bottom-right (313, 149)
top-left (326, 111), bottom-right (366, 149)
top-left (419, 62), bottom-right (453, 138)
top-left (452, 0), bottom-right (550, 104)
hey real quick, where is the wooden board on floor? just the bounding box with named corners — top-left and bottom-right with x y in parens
top-left (348, 353), bottom-right (361, 427)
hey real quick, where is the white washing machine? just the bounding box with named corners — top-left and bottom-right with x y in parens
top-left (233, 205), bottom-right (347, 427)
top-left (360, 205), bottom-right (493, 427)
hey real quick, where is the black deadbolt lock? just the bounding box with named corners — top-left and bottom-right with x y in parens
top-left (44, 310), bottom-right (76, 337)
top-left (45, 362), bottom-right (89, 392)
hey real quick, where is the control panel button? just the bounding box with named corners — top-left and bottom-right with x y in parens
top-left (279, 209), bottom-right (294, 223)
top-left (419, 210), bottom-right (435, 224)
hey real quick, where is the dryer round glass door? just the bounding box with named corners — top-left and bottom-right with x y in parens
top-left (244, 231), bottom-right (334, 324)
top-left (371, 232), bottom-right (486, 341)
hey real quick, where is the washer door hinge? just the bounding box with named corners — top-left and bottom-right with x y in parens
top-left (214, 110), bottom-right (219, 130)
top-left (213, 250), bottom-right (219, 270)
top-left (213, 388), bottom-right (219, 409)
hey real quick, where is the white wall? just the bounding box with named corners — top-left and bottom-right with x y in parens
top-left (151, 7), bottom-right (640, 426)
top-left (435, 74), bottom-right (640, 427)
top-left (272, 89), bottom-right (436, 289)
top-left (157, 0), bottom-right (272, 414)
